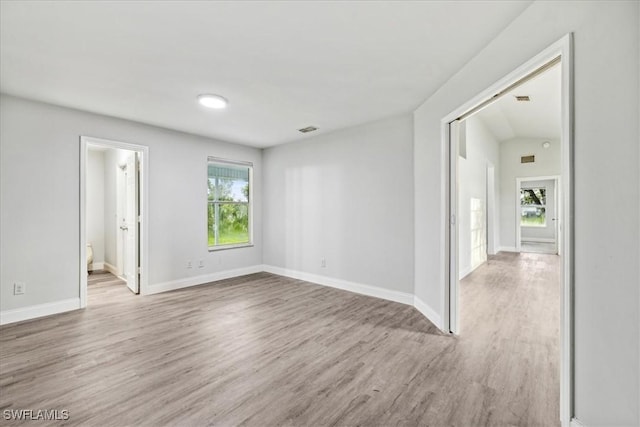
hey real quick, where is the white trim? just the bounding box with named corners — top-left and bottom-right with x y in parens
top-left (262, 265), bottom-right (414, 306)
top-left (0, 298), bottom-right (81, 325)
top-left (569, 418), bottom-right (585, 427)
top-left (208, 243), bottom-right (254, 252)
top-left (88, 261), bottom-right (104, 271)
top-left (499, 246), bottom-right (518, 253)
top-left (441, 34), bottom-right (574, 425)
top-left (559, 34), bottom-right (575, 426)
top-left (441, 109), bottom-right (452, 339)
top-left (448, 120), bottom-right (460, 335)
top-left (458, 259), bottom-right (487, 280)
top-left (459, 265), bottom-right (472, 280)
top-left (2, 266), bottom-right (264, 324)
top-left (104, 262), bottom-right (119, 276)
top-left (518, 175), bottom-right (560, 181)
top-left (146, 265), bottom-right (263, 295)
top-left (413, 295), bottom-right (442, 330)
top-left (207, 157), bottom-right (254, 250)
top-left (80, 136), bottom-right (150, 307)
top-left (262, 265), bottom-right (443, 330)
top-left (521, 237), bottom-right (555, 243)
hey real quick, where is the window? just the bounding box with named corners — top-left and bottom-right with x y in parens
top-left (520, 187), bottom-right (546, 227)
top-left (207, 158), bottom-right (252, 249)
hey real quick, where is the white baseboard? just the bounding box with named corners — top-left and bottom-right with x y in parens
top-left (499, 246), bottom-right (518, 252)
top-left (1, 266), bottom-right (442, 332)
top-left (570, 418), bottom-right (585, 427)
top-left (262, 265), bottom-right (414, 306)
top-left (103, 262), bottom-right (119, 276)
top-left (459, 265), bottom-right (472, 280)
top-left (146, 265), bottom-right (264, 295)
top-left (521, 237), bottom-right (555, 243)
top-left (88, 261), bottom-right (104, 271)
top-left (0, 298), bottom-right (81, 325)
top-left (413, 295), bottom-right (442, 330)
top-left (459, 259), bottom-right (489, 280)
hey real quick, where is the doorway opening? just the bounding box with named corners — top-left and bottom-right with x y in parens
top-left (517, 175), bottom-right (560, 255)
top-left (442, 34), bottom-right (574, 425)
top-left (80, 136), bottom-right (149, 307)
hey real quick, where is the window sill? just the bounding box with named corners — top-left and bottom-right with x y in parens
top-left (208, 243), bottom-right (254, 252)
top-left (520, 224), bottom-right (546, 228)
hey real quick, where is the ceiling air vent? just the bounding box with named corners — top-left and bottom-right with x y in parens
top-left (298, 126), bottom-right (318, 133)
top-left (515, 95), bottom-right (530, 102)
top-left (521, 155), bottom-right (535, 164)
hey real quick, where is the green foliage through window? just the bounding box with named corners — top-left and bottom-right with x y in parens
top-left (208, 160), bottom-right (251, 247)
top-left (520, 187), bottom-right (546, 227)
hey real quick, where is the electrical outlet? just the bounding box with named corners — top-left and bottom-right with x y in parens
top-left (13, 282), bottom-right (25, 295)
top-left (198, 259), bottom-right (205, 268)
top-left (320, 258), bottom-right (326, 268)
top-left (187, 260), bottom-right (193, 269)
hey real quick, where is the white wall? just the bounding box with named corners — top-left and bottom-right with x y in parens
top-left (103, 148), bottom-right (117, 270)
top-left (103, 149), bottom-right (117, 269)
top-left (458, 117), bottom-right (500, 278)
top-left (414, 1), bottom-right (639, 425)
top-left (499, 138), bottom-right (560, 249)
top-left (520, 178), bottom-right (556, 241)
top-left (86, 149), bottom-right (105, 267)
top-left (263, 115), bottom-right (414, 294)
top-left (0, 94), bottom-right (262, 311)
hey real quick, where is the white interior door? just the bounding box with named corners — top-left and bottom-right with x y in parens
top-left (556, 178), bottom-right (562, 256)
top-left (124, 152), bottom-right (139, 294)
top-left (486, 166), bottom-right (496, 255)
top-left (553, 178), bottom-right (560, 255)
top-left (449, 120), bottom-right (460, 335)
top-left (470, 198), bottom-right (487, 269)
top-left (116, 163), bottom-right (126, 276)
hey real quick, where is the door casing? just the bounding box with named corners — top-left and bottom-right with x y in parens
top-left (441, 34), bottom-right (574, 425)
top-left (123, 151), bottom-right (140, 294)
top-left (516, 175), bottom-right (560, 254)
top-left (79, 136), bottom-right (149, 306)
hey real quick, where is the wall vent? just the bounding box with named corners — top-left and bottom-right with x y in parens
top-left (521, 155), bottom-right (535, 163)
top-left (515, 95), bottom-right (530, 102)
top-left (298, 126), bottom-right (318, 133)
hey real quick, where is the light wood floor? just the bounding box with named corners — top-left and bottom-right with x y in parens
top-left (521, 241), bottom-right (557, 255)
top-left (0, 254), bottom-right (559, 426)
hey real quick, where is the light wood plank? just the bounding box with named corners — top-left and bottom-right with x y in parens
top-left (0, 254), bottom-right (559, 426)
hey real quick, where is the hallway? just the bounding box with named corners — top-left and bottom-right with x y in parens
top-left (459, 251), bottom-right (561, 425)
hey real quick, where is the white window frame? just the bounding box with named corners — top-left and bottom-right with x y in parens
top-left (520, 186), bottom-right (547, 228)
top-left (207, 157), bottom-right (253, 251)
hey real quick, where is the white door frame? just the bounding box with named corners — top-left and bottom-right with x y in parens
top-left (486, 164), bottom-right (497, 256)
top-left (79, 136), bottom-right (149, 307)
top-left (516, 175), bottom-right (560, 253)
top-left (441, 34), bottom-right (574, 425)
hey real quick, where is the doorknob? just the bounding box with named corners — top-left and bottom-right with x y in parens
top-left (120, 225), bottom-right (128, 231)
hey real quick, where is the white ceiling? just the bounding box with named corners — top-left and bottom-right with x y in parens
top-left (473, 63), bottom-right (561, 142)
top-left (0, 1), bottom-right (533, 148)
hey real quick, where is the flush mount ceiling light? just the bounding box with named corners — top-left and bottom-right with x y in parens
top-left (542, 141), bottom-right (551, 149)
top-left (198, 94), bottom-right (228, 109)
